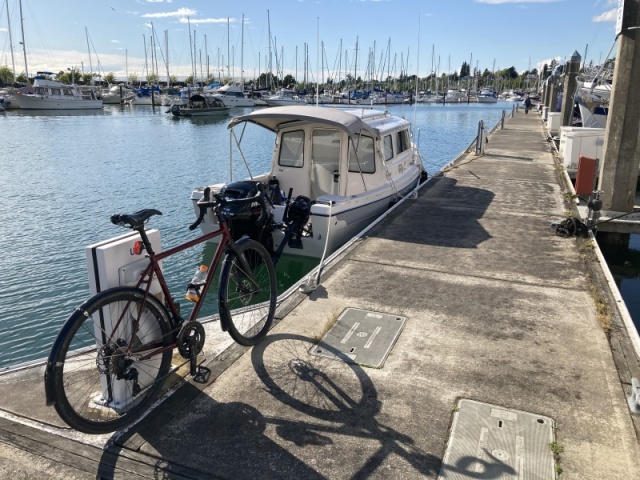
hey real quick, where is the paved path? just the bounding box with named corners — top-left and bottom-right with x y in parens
top-left (1, 109), bottom-right (639, 479)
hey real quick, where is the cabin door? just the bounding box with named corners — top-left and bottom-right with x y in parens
top-left (310, 129), bottom-right (341, 199)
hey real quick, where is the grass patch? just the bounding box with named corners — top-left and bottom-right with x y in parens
top-left (549, 442), bottom-right (564, 476)
top-left (311, 310), bottom-right (340, 343)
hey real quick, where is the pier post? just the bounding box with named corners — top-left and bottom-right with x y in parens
top-left (598, 0), bottom-right (640, 213)
top-left (546, 75), bottom-right (559, 112)
top-left (597, 0), bottom-right (640, 259)
top-left (560, 51), bottom-right (581, 127)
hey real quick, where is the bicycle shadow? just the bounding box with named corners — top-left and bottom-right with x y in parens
top-left (249, 333), bottom-right (440, 478)
top-left (96, 386), bottom-right (325, 479)
top-left (96, 334), bottom-right (513, 479)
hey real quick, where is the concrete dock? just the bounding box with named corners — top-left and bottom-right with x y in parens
top-left (1, 110), bottom-right (639, 479)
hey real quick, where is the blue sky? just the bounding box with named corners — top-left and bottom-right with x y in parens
top-left (1, 0), bottom-right (620, 81)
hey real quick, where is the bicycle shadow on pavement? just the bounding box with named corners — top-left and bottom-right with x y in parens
top-left (96, 333), bottom-right (439, 479)
top-left (249, 333), bottom-right (441, 478)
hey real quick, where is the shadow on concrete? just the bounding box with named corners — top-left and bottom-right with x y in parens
top-left (250, 333), bottom-right (441, 478)
top-left (373, 176), bottom-right (495, 249)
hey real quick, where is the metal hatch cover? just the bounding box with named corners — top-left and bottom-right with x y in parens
top-left (309, 308), bottom-right (406, 368)
top-left (439, 399), bottom-right (556, 480)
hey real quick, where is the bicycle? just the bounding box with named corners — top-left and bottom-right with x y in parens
top-left (44, 184), bottom-right (277, 434)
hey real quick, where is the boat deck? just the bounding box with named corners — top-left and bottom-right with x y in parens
top-left (1, 111), bottom-right (639, 479)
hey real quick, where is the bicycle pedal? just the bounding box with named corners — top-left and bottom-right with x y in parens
top-left (193, 366), bottom-right (211, 384)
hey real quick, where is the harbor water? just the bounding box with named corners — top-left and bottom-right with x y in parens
top-left (0, 101), bottom-right (522, 369)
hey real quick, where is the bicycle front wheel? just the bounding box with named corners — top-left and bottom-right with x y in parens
top-left (219, 239), bottom-right (277, 346)
top-left (49, 287), bottom-right (173, 434)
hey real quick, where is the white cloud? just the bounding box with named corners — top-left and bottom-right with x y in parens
top-left (593, 8), bottom-right (617, 22)
top-left (178, 17), bottom-right (232, 25)
top-left (141, 8), bottom-right (196, 18)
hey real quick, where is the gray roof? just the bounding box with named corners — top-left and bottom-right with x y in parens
top-left (227, 105), bottom-right (380, 137)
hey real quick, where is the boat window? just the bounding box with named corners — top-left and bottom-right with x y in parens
top-left (63, 88), bottom-right (73, 96)
top-left (397, 129), bottom-right (410, 153)
top-left (279, 130), bottom-right (305, 168)
top-left (348, 135), bottom-right (375, 174)
top-left (51, 88), bottom-right (61, 96)
top-left (383, 135), bottom-right (394, 161)
top-left (35, 87), bottom-right (45, 95)
top-left (311, 129), bottom-right (342, 197)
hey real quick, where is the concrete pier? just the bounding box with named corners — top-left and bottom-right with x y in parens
top-left (1, 111), bottom-right (639, 479)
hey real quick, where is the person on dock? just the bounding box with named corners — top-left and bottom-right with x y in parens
top-left (524, 95), bottom-right (532, 114)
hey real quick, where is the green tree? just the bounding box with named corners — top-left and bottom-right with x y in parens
top-left (460, 61), bottom-right (470, 78)
top-left (146, 73), bottom-right (159, 85)
top-left (128, 73), bottom-right (139, 85)
top-left (282, 74), bottom-right (296, 87)
top-left (0, 66), bottom-right (15, 83)
top-left (103, 72), bottom-right (116, 85)
top-left (16, 72), bottom-right (28, 83)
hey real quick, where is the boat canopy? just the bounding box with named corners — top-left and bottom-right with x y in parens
top-left (227, 105), bottom-right (379, 138)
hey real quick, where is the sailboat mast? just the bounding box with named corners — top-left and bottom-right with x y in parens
top-left (227, 17), bottom-right (230, 79)
top-left (165, 30), bottom-right (170, 85)
top-left (18, 0), bottom-right (28, 83)
top-left (85, 27), bottom-right (93, 83)
top-left (240, 13), bottom-right (244, 85)
top-left (267, 10), bottom-right (272, 90)
top-left (5, 0), bottom-right (17, 82)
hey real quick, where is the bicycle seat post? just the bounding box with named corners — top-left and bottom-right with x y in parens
top-left (135, 226), bottom-right (156, 257)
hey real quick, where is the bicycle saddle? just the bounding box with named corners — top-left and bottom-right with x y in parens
top-left (110, 209), bottom-right (162, 229)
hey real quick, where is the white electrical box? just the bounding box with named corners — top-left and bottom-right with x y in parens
top-left (85, 229), bottom-right (162, 296)
top-left (84, 229), bottom-right (164, 411)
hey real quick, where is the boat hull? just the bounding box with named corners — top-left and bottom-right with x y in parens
top-left (191, 171), bottom-right (421, 259)
top-left (15, 95), bottom-right (103, 110)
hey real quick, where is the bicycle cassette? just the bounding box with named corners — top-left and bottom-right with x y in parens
top-left (177, 322), bottom-right (206, 358)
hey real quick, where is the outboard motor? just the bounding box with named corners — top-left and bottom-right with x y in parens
top-left (220, 181), bottom-right (274, 252)
top-left (284, 195), bottom-right (313, 249)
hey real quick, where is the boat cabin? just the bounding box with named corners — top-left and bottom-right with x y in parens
top-left (228, 106), bottom-right (419, 204)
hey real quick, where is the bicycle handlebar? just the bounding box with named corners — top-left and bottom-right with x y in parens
top-left (189, 183), bottom-right (270, 231)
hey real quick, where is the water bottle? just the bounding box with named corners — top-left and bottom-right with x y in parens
top-left (185, 265), bottom-right (208, 302)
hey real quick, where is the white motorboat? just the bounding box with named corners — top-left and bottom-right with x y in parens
top-left (264, 89), bottom-right (306, 107)
top-left (211, 83), bottom-right (258, 108)
top-left (476, 88), bottom-right (498, 103)
top-left (574, 79), bottom-right (611, 129)
top-left (169, 94), bottom-right (230, 117)
top-left (14, 72), bottom-right (103, 110)
top-left (101, 84), bottom-right (134, 104)
top-left (190, 105), bottom-right (427, 259)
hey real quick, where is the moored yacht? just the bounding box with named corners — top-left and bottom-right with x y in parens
top-left (190, 105), bottom-right (427, 259)
top-left (264, 89), bottom-right (306, 107)
top-left (14, 72), bottom-right (103, 110)
top-left (211, 83), bottom-right (259, 107)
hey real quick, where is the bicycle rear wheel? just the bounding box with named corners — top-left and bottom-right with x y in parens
top-left (48, 287), bottom-right (173, 434)
top-left (219, 239), bottom-right (277, 346)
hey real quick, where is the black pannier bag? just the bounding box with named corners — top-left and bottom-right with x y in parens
top-left (220, 181), bottom-right (273, 252)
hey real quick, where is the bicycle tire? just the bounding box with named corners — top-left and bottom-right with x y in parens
top-left (219, 238), bottom-right (277, 346)
top-left (49, 287), bottom-right (173, 434)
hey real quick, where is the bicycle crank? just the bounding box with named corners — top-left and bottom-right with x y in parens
top-left (176, 321), bottom-right (205, 360)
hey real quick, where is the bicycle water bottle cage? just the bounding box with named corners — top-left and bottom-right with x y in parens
top-left (110, 209), bottom-right (163, 229)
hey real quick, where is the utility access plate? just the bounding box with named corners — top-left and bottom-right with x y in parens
top-left (309, 308), bottom-right (406, 368)
top-left (439, 399), bottom-right (556, 480)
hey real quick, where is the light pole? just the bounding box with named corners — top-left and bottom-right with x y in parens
top-left (67, 67), bottom-right (74, 84)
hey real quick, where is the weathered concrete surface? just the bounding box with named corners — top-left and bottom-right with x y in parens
top-left (1, 110), bottom-right (639, 479)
